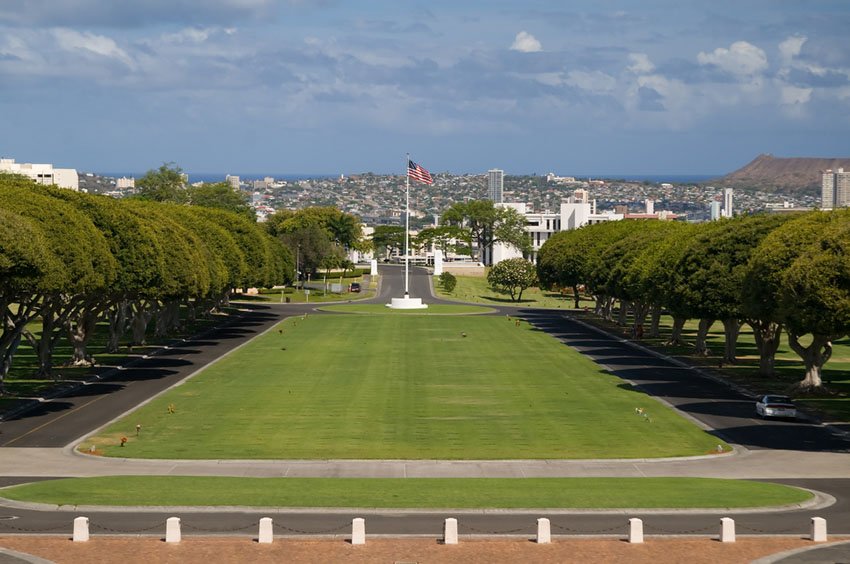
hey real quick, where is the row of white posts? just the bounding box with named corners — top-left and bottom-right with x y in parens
top-left (72, 515), bottom-right (831, 544)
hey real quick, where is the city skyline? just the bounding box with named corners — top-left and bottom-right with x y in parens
top-left (1, 1), bottom-right (848, 175)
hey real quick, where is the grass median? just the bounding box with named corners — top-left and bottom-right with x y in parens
top-left (81, 312), bottom-right (726, 459)
top-left (0, 477), bottom-right (811, 509)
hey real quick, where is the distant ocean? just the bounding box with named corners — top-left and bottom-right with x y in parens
top-left (99, 172), bottom-right (720, 184)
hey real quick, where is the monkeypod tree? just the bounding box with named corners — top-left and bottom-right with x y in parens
top-left (537, 229), bottom-right (595, 308)
top-left (487, 258), bottom-right (538, 302)
top-left (441, 200), bottom-right (529, 265)
top-left (772, 211), bottom-right (850, 390)
top-left (0, 183), bottom-right (117, 377)
top-left (666, 214), bottom-right (791, 362)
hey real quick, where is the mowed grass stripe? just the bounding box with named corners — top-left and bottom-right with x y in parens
top-left (83, 314), bottom-right (725, 459)
top-left (1, 477), bottom-right (810, 509)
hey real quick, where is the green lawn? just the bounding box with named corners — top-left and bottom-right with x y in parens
top-left (81, 313), bottom-right (726, 459)
top-left (435, 272), bottom-right (593, 309)
top-left (0, 477), bottom-right (809, 509)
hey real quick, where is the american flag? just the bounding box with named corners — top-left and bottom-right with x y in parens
top-left (407, 159), bottom-right (434, 185)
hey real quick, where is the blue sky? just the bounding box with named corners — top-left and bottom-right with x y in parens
top-left (1, 1), bottom-right (848, 176)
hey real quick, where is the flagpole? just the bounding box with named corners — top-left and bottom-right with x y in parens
top-left (404, 153), bottom-right (410, 297)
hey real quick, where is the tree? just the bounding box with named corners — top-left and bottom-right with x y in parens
top-left (487, 258), bottom-right (537, 302)
top-left (746, 210), bottom-right (850, 390)
top-left (438, 271), bottom-right (457, 293)
top-left (187, 182), bottom-right (254, 221)
top-left (667, 215), bottom-right (791, 362)
top-left (371, 225), bottom-right (406, 260)
top-left (441, 200), bottom-right (529, 264)
top-left (135, 163), bottom-right (187, 203)
top-left (280, 225), bottom-right (334, 277)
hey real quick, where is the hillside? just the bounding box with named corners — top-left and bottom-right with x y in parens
top-left (717, 154), bottom-right (850, 195)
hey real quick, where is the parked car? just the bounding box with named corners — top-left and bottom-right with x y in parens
top-left (349, 282), bottom-right (361, 293)
top-left (755, 395), bottom-right (797, 419)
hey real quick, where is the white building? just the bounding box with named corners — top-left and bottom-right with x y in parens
top-left (116, 177), bottom-right (135, 189)
top-left (0, 158), bottom-right (79, 190)
top-left (488, 169), bottom-right (504, 203)
top-left (490, 201), bottom-right (624, 264)
top-left (225, 174), bottom-right (240, 190)
top-left (822, 168), bottom-right (850, 209)
top-left (722, 188), bottom-right (734, 218)
top-left (710, 200), bottom-right (722, 221)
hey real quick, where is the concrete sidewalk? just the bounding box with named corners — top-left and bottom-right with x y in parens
top-left (1, 445), bottom-right (848, 479)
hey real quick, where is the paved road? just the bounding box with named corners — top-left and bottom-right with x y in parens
top-left (2, 264), bottom-right (850, 540)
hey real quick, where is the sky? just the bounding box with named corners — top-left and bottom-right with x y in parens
top-left (1, 1), bottom-right (849, 176)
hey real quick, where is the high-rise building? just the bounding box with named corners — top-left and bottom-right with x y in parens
top-left (487, 169), bottom-right (503, 203)
top-left (722, 188), bottom-right (734, 218)
top-left (225, 174), bottom-right (240, 190)
top-left (710, 200), bottom-right (722, 221)
top-left (822, 168), bottom-right (850, 209)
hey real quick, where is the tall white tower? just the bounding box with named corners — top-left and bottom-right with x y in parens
top-left (722, 188), bottom-right (733, 218)
top-left (488, 169), bottom-right (504, 203)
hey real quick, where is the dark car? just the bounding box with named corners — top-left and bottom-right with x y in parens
top-left (349, 282), bottom-right (361, 293)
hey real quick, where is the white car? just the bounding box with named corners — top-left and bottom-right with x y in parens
top-left (755, 395), bottom-right (797, 419)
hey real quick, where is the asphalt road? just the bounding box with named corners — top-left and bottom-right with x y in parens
top-left (2, 264), bottom-right (850, 539)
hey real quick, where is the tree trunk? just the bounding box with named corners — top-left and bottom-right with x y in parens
top-left (649, 304), bottom-right (662, 338)
top-left (694, 318), bottom-right (714, 356)
top-left (131, 301), bottom-right (155, 346)
top-left (666, 316), bottom-right (687, 346)
top-left (0, 298), bottom-right (41, 392)
top-left (106, 300), bottom-right (129, 353)
top-left (602, 296), bottom-right (614, 320)
top-left (747, 319), bottom-right (783, 377)
top-left (721, 318), bottom-right (742, 364)
top-left (631, 300), bottom-right (650, 339)
top-left (617, 300), bottom-right (629, 326)
top-left (787, 332), bottom-right (834, 390)
top-left (68, 308), bottom-right (99, 366)
top-left (594, 295), bottom-right (605, 316)
top-left (572, 284), bottom-right (580, 309)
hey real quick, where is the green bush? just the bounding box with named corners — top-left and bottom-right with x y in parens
top-left (439, 271), bottom-right (457, 293)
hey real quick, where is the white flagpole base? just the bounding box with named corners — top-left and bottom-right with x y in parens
top-left (387, 296), bottom-right (428, 309)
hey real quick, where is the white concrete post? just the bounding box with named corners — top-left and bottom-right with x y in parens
top-left (811, 517), bottom-right (827, 542)
top-left (433, 249), bottom-right (443, 276)
top-left (536, 518), bottom-right (551, 544)
top-left (628, 518), bottom-right (644, 544)
top-left (370, 260), bottom-right (378, 276)
top-left (72, 516), bottom-right (89, 542)
top-left (258, 517), bottom-right (273, 544)
top-left (443, 518), bottom-right (458, 545)
top-left (165, 517), bottom-right (181, 543)
top-left (720, 517), bottom-right (735, 543)
top-left (351, 518), bottom-right (366, 545)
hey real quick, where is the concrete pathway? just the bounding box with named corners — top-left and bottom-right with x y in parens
top-left (1, 445), bottom-right (850, 479)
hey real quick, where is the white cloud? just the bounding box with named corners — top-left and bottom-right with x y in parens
top-left (627, 53), bottom-right (654, 74)
top-left (52, 28), bottom-right (134, 68)
top-left (697, 41), bottom-right (767, 77)
top-left (565, 70), bottom-right (616, 93)
top-left (510, 31), bottom-right (541, 53)
top-left (778, 35), bottom-right (806, 65)
top-left (781, 85), bottom-right (812, 106)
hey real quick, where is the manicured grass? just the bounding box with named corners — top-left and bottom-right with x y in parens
top-left (0, 477), bottom-right (811, 509)
top-left (82, 314), bottom-right (726, 459)
top-left (320, 304), bottom-right (494, 315)
top-left (435, 273), bottom-right (593, 309)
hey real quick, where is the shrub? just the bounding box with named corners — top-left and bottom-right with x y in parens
top-left (439, 271), bottom-right (457, 293)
